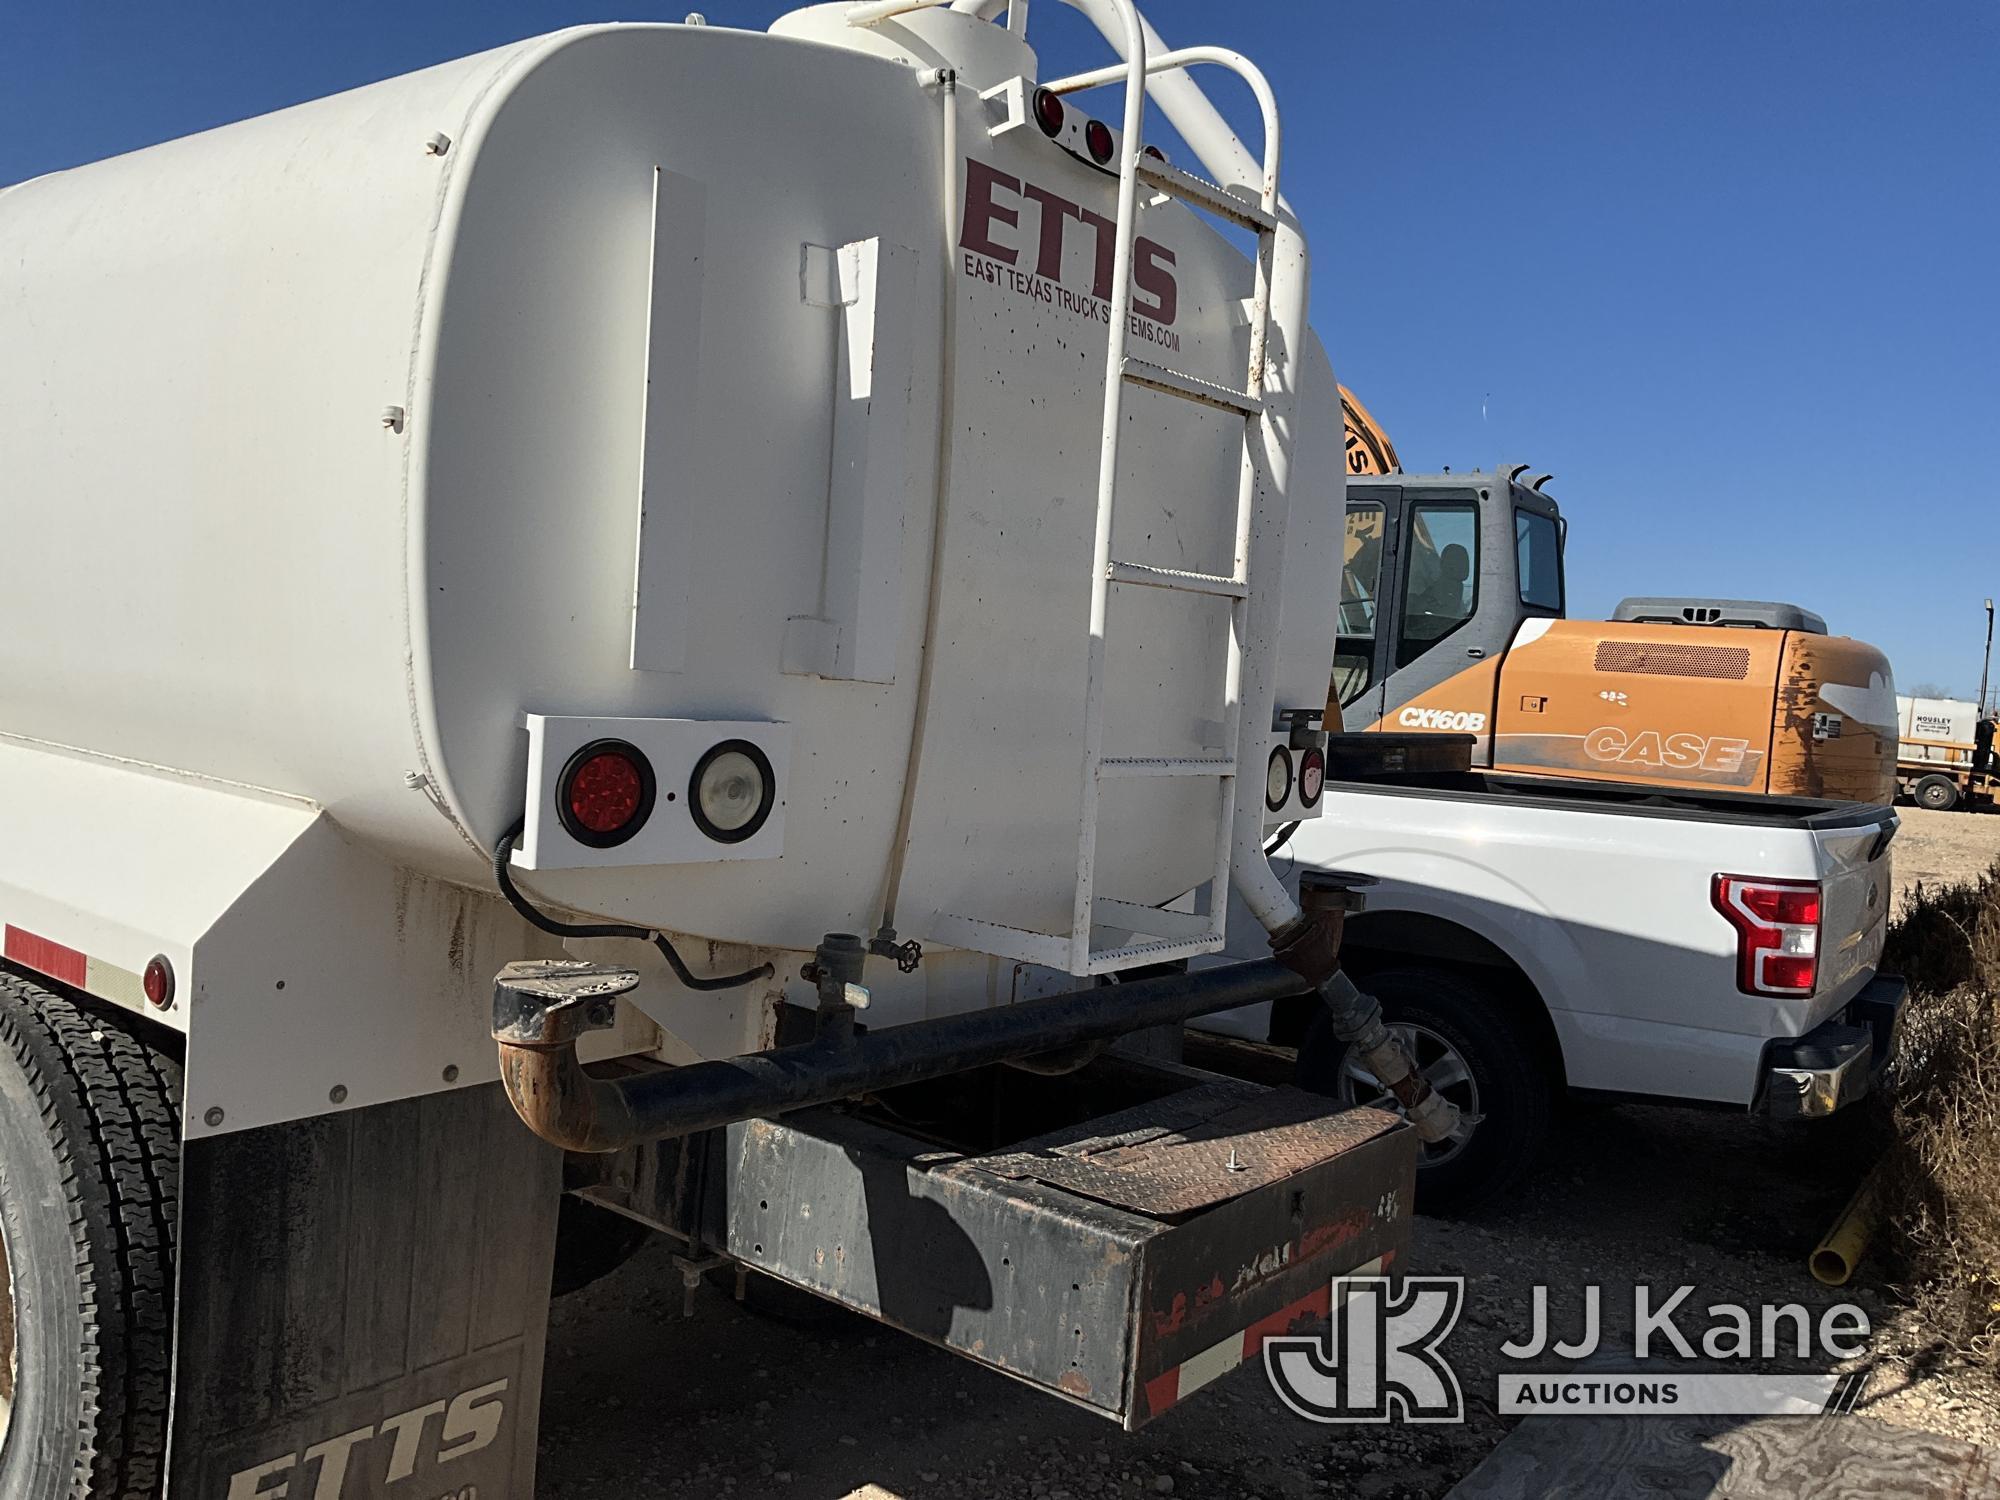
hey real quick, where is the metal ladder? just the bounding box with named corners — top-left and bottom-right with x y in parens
top-left (918, 12), bottom-right (1293, 975)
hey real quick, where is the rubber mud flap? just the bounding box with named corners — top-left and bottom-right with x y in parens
top-left (168, 1086), bottom-right (559, 1499)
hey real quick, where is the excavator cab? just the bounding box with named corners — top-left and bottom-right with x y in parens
top-left (1334, 468), bottom-right (1565, 732)
top-left (1327, 396), bottom-right (1895, 803)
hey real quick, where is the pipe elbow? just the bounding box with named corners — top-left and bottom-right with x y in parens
top-left (496, 1041), bottom-right (641, 1155)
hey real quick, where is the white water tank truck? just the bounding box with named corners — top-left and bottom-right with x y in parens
top-left (0, 4), bottom-right (1458, 1492)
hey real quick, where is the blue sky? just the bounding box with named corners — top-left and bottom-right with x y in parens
top-left (5, 2), bottom-right (1994, 699)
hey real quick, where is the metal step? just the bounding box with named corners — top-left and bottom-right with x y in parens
top-left (926, 907), bottom-right (1227, 976)
top-left (1106, 559), bottom-right (1247, 598)
top-left (1082, 932), bottom-right (1228, 974)
top-left (1121, 357), bottom-right (1263, 417)
top-left (1099, 756), bottom-right (1235, 779)
top-left (1136, 156), bottom-right (1277, 232)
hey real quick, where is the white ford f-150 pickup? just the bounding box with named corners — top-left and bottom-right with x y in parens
top-left (1195, 759), bottom-right (1903, 1209)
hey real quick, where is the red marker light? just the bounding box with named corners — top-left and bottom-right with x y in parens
top-left (1033, 87), bottom-right (1065, 138)
top-left (142, 954), bottom-right (174, 1009)
top-left (1299, 747), bottom-right (1326, 808)
top-left (1142, 143), bottom-right (1167, 162)
top-left (557, 740), bottom-right (657, 848)
top-left (1085, 119), bottom-right (1115, 164)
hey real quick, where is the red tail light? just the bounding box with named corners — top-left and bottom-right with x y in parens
top-left (557, 740), bottom-right (657, 848)
top-left (1298, 747), bottom-right (1326, 809)
top-left (1084, 118), bottom-right (1115, 164)
top-left (1711, 875), bottom-right (1821, 996)
top-left (1033, 87), bottom-right (1065, 138)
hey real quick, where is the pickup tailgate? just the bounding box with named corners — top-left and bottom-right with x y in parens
top-left (1812, 809), bottom-right (1896, 1006)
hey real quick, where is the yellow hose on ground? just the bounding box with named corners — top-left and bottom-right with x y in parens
top-left (1811, 1166), bottom-right (1883, 1287)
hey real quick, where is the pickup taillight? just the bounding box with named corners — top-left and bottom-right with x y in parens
top-left (1711, 875), bottom-right (1822, 996)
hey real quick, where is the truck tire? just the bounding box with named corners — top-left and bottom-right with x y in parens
top-left (1295, 966), bottom-right (1551, 1215)
top-left (0, 973), bottom-right (178, 1500)
top-left (550, 1197), bottom-right (652, 1298)
top-left (1914, 774), bottom-right (1960, 812)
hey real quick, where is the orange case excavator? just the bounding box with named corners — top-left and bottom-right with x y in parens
top-left (1332, 389), bottom-right (1895, 804)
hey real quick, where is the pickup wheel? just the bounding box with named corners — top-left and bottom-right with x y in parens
top-left (1913, 774), bottom-right (1960, 812)
top-left (0, 973), bottom-right (179, 1500)
top-left (1296, 966), bottom-right (1551, 1215)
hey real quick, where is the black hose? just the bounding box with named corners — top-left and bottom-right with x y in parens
top-left (1264, 821), bottom-right (1301, 858)
top-left (491, 818), bottom-right (773, 992)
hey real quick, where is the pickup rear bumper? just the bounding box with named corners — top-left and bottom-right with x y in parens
top-left (1757, 974), bottom-right (1906, 1119)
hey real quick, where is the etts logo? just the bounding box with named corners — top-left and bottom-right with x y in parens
top-left (226, 1379), bottom-right (508, 1499)
top-left (960, 159), bottom-right (1179, 325)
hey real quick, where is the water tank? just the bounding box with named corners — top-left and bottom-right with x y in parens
top-left (0, 15), bottom-right (1343, 954)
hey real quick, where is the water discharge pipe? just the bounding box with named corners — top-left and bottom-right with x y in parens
top-left (495, 948), bottom-right (1316, 1153)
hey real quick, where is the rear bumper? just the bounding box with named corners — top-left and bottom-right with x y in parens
top-left (1757, 974), bottom-right (1906, 1119)
top-left (579, 1063), bottom-right (1416, 1429)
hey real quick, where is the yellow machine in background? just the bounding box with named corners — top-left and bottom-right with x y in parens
top-left (1332, 392), bottom-right (1897, 804)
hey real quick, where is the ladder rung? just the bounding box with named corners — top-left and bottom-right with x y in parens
top-left (1100, 756), bottom-right (1236, 779)
top-left (1106, 559), bottom-right (1247, 598)
top-left (1135, 157), bottom-right (1278, 232)
top-left (1121, 358), bottom-right (1263, 417)
top-left (1084, 932), bottom-right (1228, 975)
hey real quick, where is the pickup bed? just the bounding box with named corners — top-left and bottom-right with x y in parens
top-left (1194, 766), bottom-right (1904, 1208)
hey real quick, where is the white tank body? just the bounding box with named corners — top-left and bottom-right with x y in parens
top-left (0, 8), bottom-right (1343, 959)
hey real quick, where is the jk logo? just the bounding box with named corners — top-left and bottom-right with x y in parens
top-left (1263, 1276), bottom-right (1465, 1423)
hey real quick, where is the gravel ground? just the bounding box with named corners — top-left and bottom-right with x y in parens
top-left (536, 808), bottom-right (2000, 1499)
top-left (1891, 805), bottom-right (2000, 913)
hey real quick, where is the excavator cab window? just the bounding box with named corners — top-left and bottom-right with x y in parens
top-left (1395, 501), bottom-right (1478, 668)
top-left (1335, 502), bottom-right (1387, 705)
top-left (1515, 508), bottom-right (1563, 612)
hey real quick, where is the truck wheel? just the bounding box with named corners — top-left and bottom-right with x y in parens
top-left (0, 974), bottom-right (178, 1499)
top-left (550, 1197), bottom-right (652, 1298)
top-left (1296, 967), bottom-right (1551, 1215)
top-left (1914, 774), bottom-right (1960, 812)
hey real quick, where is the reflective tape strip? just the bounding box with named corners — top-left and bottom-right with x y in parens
top-left (1142, 1250), bottom-right (1398, 1420)
top-left (4, 924), bottom-right (87, 986)
top-left (86, 954), bottom-right (150, 1010)
top-left (1175, 1326), bottom-right (1247, 1401)
top-left (4, 924), bottom-right (148, 1008)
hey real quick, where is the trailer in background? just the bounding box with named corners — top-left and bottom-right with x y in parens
top-left (1896, 694), bottom-right (1997, 811)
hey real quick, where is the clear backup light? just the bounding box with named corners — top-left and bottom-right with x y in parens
top-left (1265, 746), bottom-right (1294, 813)
top-left (1711, 875), bottom-right (1822, 996)
top-left (557, 739), bottom-right (657, 849)
top-left (690, 740), bottom-right (777, 844)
